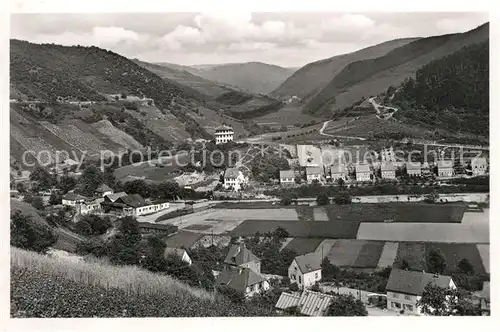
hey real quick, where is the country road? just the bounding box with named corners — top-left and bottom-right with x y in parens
top-left (319, 120), bottom-right (367, 141)
top-left (369, 97), bottom-right (398, 119)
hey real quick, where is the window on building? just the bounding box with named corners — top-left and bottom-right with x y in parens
top-left (315, 273), bottom-right (318, 279)
top-left (394, 302), bottom-right (401, 309)
top-left (291, 274), bottom-right (295, 280)
top-left (298, 276), bottom-right (302, 284)
top-left (404, 304), bottom-right (414, 311)
top-left (404, 295), bottom-right (411, 300)
top-left (392, 293), bottom-right (399, 298)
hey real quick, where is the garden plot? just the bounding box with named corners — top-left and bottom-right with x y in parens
top-left (357, 222), bottom-right (489, 243)
top-left (425, 243), bottom-right (486, 275)
top-left (352, 241), bottom-right (385, 268)
top-left (377, 242), bottom-right (399, 268)
top-left (326, 240), bottom-right (368, 267)
top-left (395, 242), bottom-right (427, 271)
top-left (312, 207), bottom-right (329, 221)
top-left (315, 239), bottom-right (337, 256)
top-left (283, 238), bottom-right (324, 255)
top-left (477, 244), bottom-right (490, 273)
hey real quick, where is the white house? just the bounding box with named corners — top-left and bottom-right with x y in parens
top-left (406, 162), bottom-right (422, 177)
top-left (330, 164), bottom-right (349, 182)
top-left (94, 183), bottom-right (114, 197)
top-left (305, 166), bottom-right (323, 183)
top-left (102, 194), bottom-right (169, 217)
top-left (437, 160), bottom-right (454, 178)
top-left (280, 170), bottom-right (297, 185)
top-left (355, 163), bottom-right (371, 182)
top-left (471, 157), bottom-right (488, 176)
top-left (381, 162), bottom-right (396, 179)
top-left (62, 193), bottom-right (87, 206)
top-left (215, 124), bottom-right (234, 144)
top-left (288, 252), bottom-right (322, 290)
top-left (164, 247), bottom-right (192, 266)
top-left (385, 269), bottom-right (457, 316)
top-left (223, 168), bottom-right (248, 191)
top-left (216, 267), bottom-right (270, 298)
top-left (276, 290), bottom-right (335, 316)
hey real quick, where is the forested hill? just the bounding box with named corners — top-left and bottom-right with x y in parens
top-left (391, 41), bottom-right (489, 136)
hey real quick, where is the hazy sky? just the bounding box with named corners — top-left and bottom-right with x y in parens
top-left (10, 12), bottom-right (488, 67)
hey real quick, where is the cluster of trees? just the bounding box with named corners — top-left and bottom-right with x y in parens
top-left (73, 214), bottom-right (113, 237)
top-left (392, 42), bottom-right (488, 136)
top-left (243, 228), bottom-right (296, 276)
top-left (10, 210), bottom-right (58, 253)
top-left (228, 101), bottom-right (285, 120)
top-left (250, 154), bottom-right (290, 183)
top-left (121, 178), bottom-right (209, 201)
top-left (417, 284), bottom-right (481, 316)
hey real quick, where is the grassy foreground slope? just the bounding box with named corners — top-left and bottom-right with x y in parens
top-left (10, 247), bottom-right (273, 317)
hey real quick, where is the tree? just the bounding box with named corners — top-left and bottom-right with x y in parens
top-left (79, 215), bottom-right (112, 235)
top-left (337, 178), bottom-right (345, 187)
top-left (427, 248), bottom-right (447, 274)
top-left (76, 238), bottom-right (108, 257)
top-left (311, 282), bottom-right (321, 292)
top-left (280, 193), bottom-right (295, 206)
top-left (333, 192), bottom-right (352, 205)
top-left (10, 210), bottom-right (58, 253)
top-left (57, 175), bottom-right (77, 193)
top-left (74, 219), bottom-right (93, 236)
top-left (417, 284), bottom-right (457, 316)
top-left (425, 191), bottom-right (439, 203)
top-left (321, 257), bottom-right (340, 282)
top-left (289, 282), bottom-right (299, 292)
top-left (23, 193), bottom-right (33, 204)
top-left (120, 92), bottom-right (127, 99)
top-left (77, 165), bottom-right (104, 197)
top-left (31, 196), bottom-right (45, 211)
top-left (48, 192), bottom-right (62, 205)
top-left (327, 294), bottom-right (368, 316)
top-left (458, 258), bottom-right (474, 275)
top-left (29, 167), bottom-right (53, 191)
top-left (316, 192), bottom-right (330, 206)
top-left (108, 216), bottom-right (142, 266)
top-left (271, 227), bottom-right (289, 241)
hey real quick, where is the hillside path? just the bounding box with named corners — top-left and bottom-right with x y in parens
top-left (319, 120), bottom-right (366, 141)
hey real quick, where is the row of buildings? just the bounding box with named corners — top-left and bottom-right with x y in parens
top-left (280, 158), bottom-right (488, 185)
top-left (61, 184), bottom-right (170, 217)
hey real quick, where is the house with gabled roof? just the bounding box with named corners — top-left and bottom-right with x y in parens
top-left (280, 170), bottom-right (297, 185)
top-left (288, 252), bottom-right (322, 289)
top-left (305, 166), bottom-right (323, 183)
top-left (216, 267), bottom-right (270, 298)
top-left (329, 164), bottom-right (349, 182)
top-left (95, 183), bottom-right (114, 197)
top-left (355, 163), bottom-right (371, 182)
top-left (437, 160), bottom-right (454, 178)
top-left (224, 243), bottom-right (261, 273)
top-left (276, 289), bottom-right (335, 316)
top-left (381, 162), bottom-right (396, 179)
top-left (223, 167), bottom-right (248, 191)
top-left (406, 162), bottom-right (422, 177)
top-left (102, 193), bottom-right (169, 217)
top-left (385, 269), bottom-right (456, 315)
top-left (471, 157), bottom-right (488, 176)
top-left (164, 247), bottom-right (192, 266)
top-left (62, 193), bottom-right (87, 206)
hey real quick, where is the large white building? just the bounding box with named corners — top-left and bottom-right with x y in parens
top-left (385, 269), bottom-right (456, 316)
top-left (437, 160), bottom-right (454, 178)
top-left (215, 124), bottom-right (234, 144)
top-left (288, 252), bottom-right (322, 290)
top-left (223, 168), bottom-right (248, 191)
top-left (381, 162), bottom-right (396, 179)
top-left (305, 166), bottom-right (323, 183)
top-left (355, 163), bottom-right (371, 182)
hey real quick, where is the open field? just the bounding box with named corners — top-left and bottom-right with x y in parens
top-left (353, 241), bottom-right (386, 268)
top-left (395, 242), bottom-right (488, 274)
top-left (477, 244), bottom-right (490, 273)
top-left (254, 104), bottom-right (321, 128)
top-left (326, 239), bottom-right (368, 267)
top-left (377, 242), bottom-right (399, 268)
top-left (113, 154), bottom-right (190, 182)
top-left (230, 219), bottom-right (361, 238)
top-left (357, 222), bottom-right (489, 243)
top-left (158, 208), bottom-right (300, 234)
top-left (425, 243), bottom-right (486, 275)
top-left (283, 238), bottom-right (324, 255)
top-left (315, 239), bottom-right (337, 256)
top-left (395, 242), bottom-right (427, 271)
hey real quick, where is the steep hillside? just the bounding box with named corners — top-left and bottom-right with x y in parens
top-left (133, 59), bottom-right (232, 99)
top-left (306, 23), bottom-right (489, 114)
top-left (391, 41), bottom-right (489, 136)
top-left (174, 62), bottom-right (296, 95)
top-left (271, 38), bottom-right (419, 101)
top-left (10, 39), bottom-right (210, 140)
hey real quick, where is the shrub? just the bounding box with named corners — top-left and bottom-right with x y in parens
top-left (10, 211), bottom-right (58, 253)
top-left (316, 192), bottom-right (330, 206)
top-left (289, 282), bottom-right (299, 292)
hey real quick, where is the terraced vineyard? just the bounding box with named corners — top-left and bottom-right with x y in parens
top-left (92, 120), bottom-right (144, 150)
top-left (10, 125), bottom-right (61, 164)
top-left (40, 121), bottom-right (105, 155)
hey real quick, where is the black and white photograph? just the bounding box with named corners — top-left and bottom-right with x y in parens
top-left (3, 2), bottom-right (494, 324)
